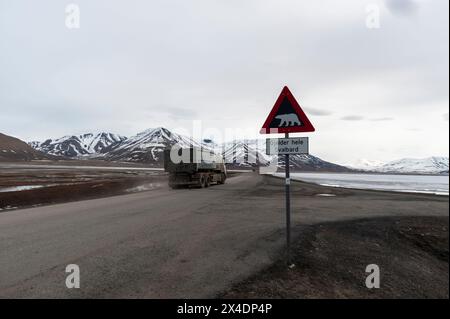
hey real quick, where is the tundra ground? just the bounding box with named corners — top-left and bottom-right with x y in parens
top-left (221, 215), bottom-right (449, 298)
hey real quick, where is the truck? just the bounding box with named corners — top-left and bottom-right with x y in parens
top-left (163, 146), bottom-right (227, 189)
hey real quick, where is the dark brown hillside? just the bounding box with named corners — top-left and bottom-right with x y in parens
top-left (0, 132), bottom-right (53, 161)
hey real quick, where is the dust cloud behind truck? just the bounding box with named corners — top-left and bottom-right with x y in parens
top-left (164, 146), bottom-right (227, 189)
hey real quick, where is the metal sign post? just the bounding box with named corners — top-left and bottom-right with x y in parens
top-left (284, 132), bottom-right (291, 264)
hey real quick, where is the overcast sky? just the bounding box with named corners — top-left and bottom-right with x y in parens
top-left (0, 0), bottom-right (448, 164)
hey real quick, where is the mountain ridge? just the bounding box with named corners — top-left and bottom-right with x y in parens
top-left (30, 132), bottom-right (126, 157)
top-left (26, 128), bottom-right (356, 172)
top-left (99, 127), bottom-right (205, 165)
top-left (28, 128), bottom-right (448, 174)
top-left (346, 156), bottom-right (449, 175)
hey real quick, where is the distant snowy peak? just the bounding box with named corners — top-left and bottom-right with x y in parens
top-left (102, 127), bottom-right (205, 163)
top-left (346, 156), bottom-right (449, 174)
top-left (376, 156), bottom-right (449, 174)
top-left (221, 139), bottom-right (351, 172)
top-left (30, 132), bottom-right (126, 157)
top-left (222, 140), bottom-right (270, 167)
top-left (346, 159), bottom-right (386, 170)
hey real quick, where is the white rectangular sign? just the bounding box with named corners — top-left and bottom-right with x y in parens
top-left (266, 137), bottom-right (309, 155)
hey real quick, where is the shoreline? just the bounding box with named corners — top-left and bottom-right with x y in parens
top-left (1, 168), bottom-right (448, 213)
top-left (1, 160), bottom-right (448, 176)
top-left (268, 173), bottom-right (449, 197)
top-left (0, 171), bottom-right (449, 212)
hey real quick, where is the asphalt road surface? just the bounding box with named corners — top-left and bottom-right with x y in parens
top-left (0, 173), bottom-right (447, 298)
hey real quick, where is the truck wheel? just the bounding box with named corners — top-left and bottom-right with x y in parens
top-left (218, 173), bottom-right (226, 184)
top-left (200, 175), bottom-right (206, 188)
top-left (205, 176), bottom-right (211, 188)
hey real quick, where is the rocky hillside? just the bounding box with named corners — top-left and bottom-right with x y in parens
top-left (0, 133), bottom-right (53, 161)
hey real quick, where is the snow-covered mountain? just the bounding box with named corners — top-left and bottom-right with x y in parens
top-left (100, 127), bottom-right (204, 164)
top-left (30, 132), bottom-right (126, 157)
top-left (221, 139), bottom-right (351, 172)
top-left (222, 140), bottom-right (270, 168)
top-left (345, 159), bottom-right (386, 171)
top-left (346, 156), bottom-right (449, 174)
top-left (375, 157), bottom-right (449, 174)
top-left (276, 154), bottom-right (352, 172)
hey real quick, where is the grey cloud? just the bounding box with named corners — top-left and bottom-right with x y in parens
top-left (303, 107), bottom-right (332, 116)
top-left (384, 0), bottom-right (419, 16)
top-left (340, 115), bottom-right (364, 121)
top-left (0, 0), bottom-right (447, 161)
top-left (443, 113), bottom-right (449, 121)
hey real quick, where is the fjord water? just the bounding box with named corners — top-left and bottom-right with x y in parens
top-left (277, 172), bottom-right (449, 195)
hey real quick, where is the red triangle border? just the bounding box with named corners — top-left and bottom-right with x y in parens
top-left (260, 86), bottom-right (315, 134)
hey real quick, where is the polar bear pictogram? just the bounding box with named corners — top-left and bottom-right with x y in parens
top-left (275, 113), bottom-right (301, 127)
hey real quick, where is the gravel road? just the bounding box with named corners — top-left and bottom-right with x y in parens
top-left (0, 173), bottom-right (447, 298)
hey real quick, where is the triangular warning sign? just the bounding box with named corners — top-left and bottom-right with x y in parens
top-left (260, 86), bottom-right (315, 134)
